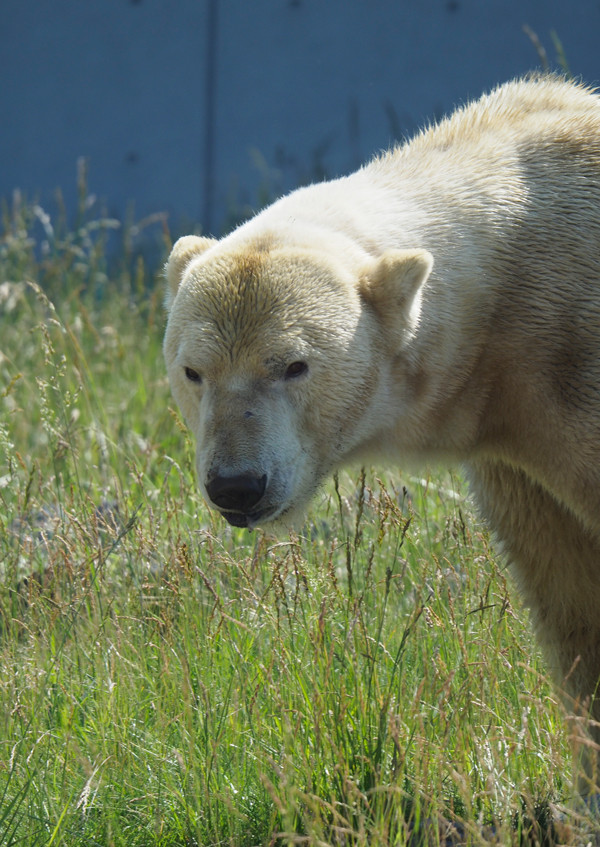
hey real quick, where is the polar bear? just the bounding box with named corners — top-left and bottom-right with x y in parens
top-left (164, 75), bottom-right (600, 795)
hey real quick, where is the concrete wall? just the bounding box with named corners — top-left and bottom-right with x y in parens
top-left (2, 0), bottom-right (600, 240)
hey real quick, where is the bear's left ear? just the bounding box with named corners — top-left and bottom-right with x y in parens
top-left (164, 235), bottom-right (217, 310)
top-left (359, 248), bottom-right (433, 342)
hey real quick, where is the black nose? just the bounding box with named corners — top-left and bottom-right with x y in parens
top-left (205, 472), bottom-right (267, 514)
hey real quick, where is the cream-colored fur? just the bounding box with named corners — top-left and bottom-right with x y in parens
top-left (164, 75), bottom-right (600, 794)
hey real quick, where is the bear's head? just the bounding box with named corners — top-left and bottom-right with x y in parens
top-left (163, 234), bottom-right (432, 529)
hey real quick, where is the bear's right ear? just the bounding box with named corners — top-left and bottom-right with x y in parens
top-left (164, 235), bottom-right (217, 310)
top-left (359, 248), bottom-right (433, 344)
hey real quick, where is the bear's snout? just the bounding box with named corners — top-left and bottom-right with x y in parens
top-left (205, 471), bottom-right (268, 526)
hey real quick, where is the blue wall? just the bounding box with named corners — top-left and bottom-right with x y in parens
top-left (2, 0), bottom-right (600, 239)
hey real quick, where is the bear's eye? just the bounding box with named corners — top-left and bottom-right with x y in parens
top-left (184, 366), bottom-right (202, 384)
top-left (284, 361), bottom-right (308, 380)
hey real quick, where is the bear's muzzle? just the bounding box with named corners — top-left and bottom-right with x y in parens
top-left (205, 471), bottom-right (268, 528)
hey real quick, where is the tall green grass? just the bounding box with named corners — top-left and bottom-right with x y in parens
top-left (0, 193), bottom-right (588, 845)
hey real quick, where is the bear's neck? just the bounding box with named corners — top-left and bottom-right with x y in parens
top-left (229, 171), bottom-right (425, 263)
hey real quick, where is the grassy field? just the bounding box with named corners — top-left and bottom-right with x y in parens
top-left (0, 193), bottom-right (592, 846)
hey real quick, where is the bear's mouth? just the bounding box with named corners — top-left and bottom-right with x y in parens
top-left (220, 510), bottom-right (252, 528)
top-left (219, 507), bottom-right (277, 529)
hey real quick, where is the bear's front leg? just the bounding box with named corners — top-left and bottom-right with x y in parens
top-left (468, 458), bottom-right (600, 798)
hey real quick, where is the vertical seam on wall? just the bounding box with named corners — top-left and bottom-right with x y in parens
top-left (203, 0), bottom-right (218, 234)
